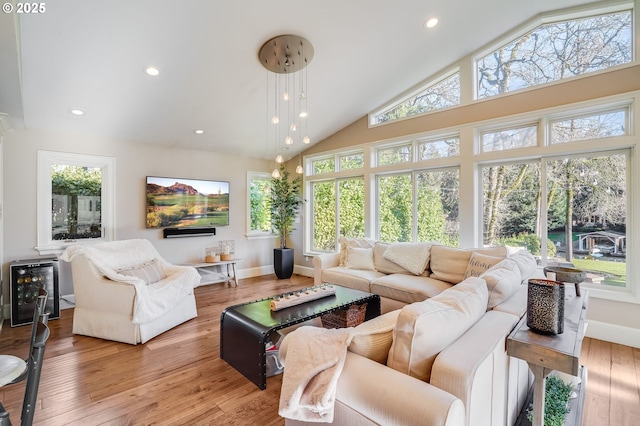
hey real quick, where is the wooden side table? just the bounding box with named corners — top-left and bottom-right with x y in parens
top-left (185, 259), bottom-right (241, 286)
top-left (507, 285), bottom-right (589, 426)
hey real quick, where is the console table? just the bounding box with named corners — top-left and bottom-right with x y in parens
top-left (507, 285), bottom-right (589, 426)
top-left (184, 259), bottom-right (240, 286)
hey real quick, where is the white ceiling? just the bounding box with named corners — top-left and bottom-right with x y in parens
top-left (0, 0), bottom-right (597, 161)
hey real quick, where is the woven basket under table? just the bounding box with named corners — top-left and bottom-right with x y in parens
top-left (321, 303), bottom-right (368, 329)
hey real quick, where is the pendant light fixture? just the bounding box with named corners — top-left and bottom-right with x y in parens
top-left (259, 35), bottom-right (313, 176)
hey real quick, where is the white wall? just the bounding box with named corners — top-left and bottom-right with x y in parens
top-left (2, 127), bottom-right (278, 304)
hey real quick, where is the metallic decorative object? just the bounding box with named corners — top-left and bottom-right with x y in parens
top-left (259, 35), bottom-right (313, 176)
top-left (527, 279), bottom-right (565, 335)
top-left (543, 266), bottom-right (586, 296)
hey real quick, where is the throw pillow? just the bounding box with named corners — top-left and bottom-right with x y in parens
top-left (349, 310), bottom-right (400, 364)
top-left (387, 277), bottom-right (488, 382)
top-left (339, 237), bottom-right (376, 267)
top-left (117, 259), bottom-right (164, 285)
top-left (430, 245), bottom-right (507, 284)
top-left (480, 258), bottom-right (522, 309)
top-left (382, 242), bottom-right (434, 275)
top-left (509, 250), bottom-right (538, 280)
top-left (373, 242), bottom-right (412, 275)
top-left (463, 252), bottom-right (504, 280)
top-left (345, 246), bottom-right (375, 271)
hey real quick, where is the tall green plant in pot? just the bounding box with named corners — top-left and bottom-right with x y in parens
top-left (270, 164), bottom-right (304, 279)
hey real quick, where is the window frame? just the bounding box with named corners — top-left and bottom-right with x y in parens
top-left (36, 150), bottom-right (116, 255)
top-left (246, 171), bottom-right (275, 239)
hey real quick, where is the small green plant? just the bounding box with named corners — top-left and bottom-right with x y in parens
top-left (527, 375), bottom-right (573, 426)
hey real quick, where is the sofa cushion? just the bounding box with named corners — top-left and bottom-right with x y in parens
top-left (371, 275), bottom-right (452, 304)
top-left (321, 267), bottom-right (384, 293)
top-left (463, 252), bottom-right (504, 280)
top-left (509, 250), bottom-right (538, 280)
top-left (339, 237), bottom-right (376, 267)
top-left (345, 246), bottom-right (375, 270)
top-left (480, 258), bottom-right (522, 309)
top-left (430, 246), bottom-right (507, 284)
top-left (387, 277), bottom-right (488, 382)
top-left (373, 242), bottom-right (412, 275)
top-left (349, 310), bottom-right (400, 364)
top-left (117, 259), bottom-right (164, 285)
top-left (383, 242), bottom-right (435, 275)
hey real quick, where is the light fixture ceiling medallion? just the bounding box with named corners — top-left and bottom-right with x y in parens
top-left (259, 34), bottom-right (313, 176)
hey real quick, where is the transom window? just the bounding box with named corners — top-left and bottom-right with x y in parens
top-left (371, 71), bottom-right (460, 125)
top-left (477, 9), bottom-right (632, 99)
top-left (550, 108), bottom-right (628, 145)
top-left (481, 124), bottom-right (538, 152)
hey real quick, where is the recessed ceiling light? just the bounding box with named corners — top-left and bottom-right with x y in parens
top-left (145, 66), bottom-right (160, 76)
top-left (70, 109), bottom-right (84, 116)
top-left (194, 129), bottom-right (204, 135)
top-left (425, 17), bottom-right (439, 29)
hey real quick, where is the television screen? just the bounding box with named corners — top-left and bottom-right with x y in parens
top-left (146, 176), bottom-right (230, 228)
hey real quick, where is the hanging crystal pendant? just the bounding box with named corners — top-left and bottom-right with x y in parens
top-left (303, 135), bottom-right (310, 144)
top-left (272, 168), bottom-right (281, 178)
top-left (285, 136), bottom-right (293, 145)
top-left (296, 165), bottom-right (303, 174)
top-left (275, 154), bottom-right (284, 163)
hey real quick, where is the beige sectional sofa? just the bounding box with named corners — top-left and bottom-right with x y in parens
top-left (297, 239), bottom-right (542, 426)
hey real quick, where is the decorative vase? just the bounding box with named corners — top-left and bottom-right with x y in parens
top-left (274, 248), bottom-right (294, 279)
top-left (527, 278), bottom-right (565, 334)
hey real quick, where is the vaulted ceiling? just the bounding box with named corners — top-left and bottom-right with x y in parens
top-left (0, 0), bottom-right (598, 160)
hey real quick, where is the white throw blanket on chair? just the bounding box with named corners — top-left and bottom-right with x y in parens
top-left (279, 326), bottom-right (354, 423)
top-left (60, 239), bottom-right (200, 324)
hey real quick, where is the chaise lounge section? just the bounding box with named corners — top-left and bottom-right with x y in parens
top-left (289, 238), bottom-right (542, 425)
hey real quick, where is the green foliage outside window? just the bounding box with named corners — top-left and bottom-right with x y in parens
top-left (51, 165), bottom-right (102, 240)
top-left (249, 178), bottom-right (271, 233)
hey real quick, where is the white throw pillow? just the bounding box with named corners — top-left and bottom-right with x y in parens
top-left (345, 246), bottom-right (375, 270)
top-left (386, 277), bottom-right (488, 382)
top-left (117, 259), bottom-right (164, 285)
top-left (509, 250), bottom-right (538, 280)
top-left (463, 252), bottom-right (504, 280)
top-left (480, 258), bottom-right (522, 309)
top-left (349, 310), bottom-right (400, 364)
top-left (339, 237), bottom-right (376, 267)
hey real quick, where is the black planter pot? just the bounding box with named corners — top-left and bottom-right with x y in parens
top-left (274, 248), bottom-right (294, 279)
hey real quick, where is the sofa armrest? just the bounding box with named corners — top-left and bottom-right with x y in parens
top-left (312, 252), bottom-right (340, 285)
top-left (430, 310), bottom-right (520, 426)
top-left (331, 352), bottom-right (465, 426)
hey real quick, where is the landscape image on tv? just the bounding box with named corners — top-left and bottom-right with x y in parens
top-left (146, 176), bottom-right (230, 228)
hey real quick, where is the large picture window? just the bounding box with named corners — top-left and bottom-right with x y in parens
top-left (482, 151), bottom-right (628, 290)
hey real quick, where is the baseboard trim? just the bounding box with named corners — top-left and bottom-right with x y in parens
top-left (585, 319), bottom-right (640, 349)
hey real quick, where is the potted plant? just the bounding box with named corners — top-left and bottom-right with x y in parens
top-left (270, 163), bottom-right (304, 279)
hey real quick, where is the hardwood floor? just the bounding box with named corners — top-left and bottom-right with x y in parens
top-left (1, 274), bottom-right (639, 425)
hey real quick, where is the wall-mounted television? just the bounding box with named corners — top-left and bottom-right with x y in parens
top-left (146, 176), bottom-right (230, 228)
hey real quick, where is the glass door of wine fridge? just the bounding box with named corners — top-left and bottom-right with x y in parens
top-left (10, 258), bottom-right (60, 326)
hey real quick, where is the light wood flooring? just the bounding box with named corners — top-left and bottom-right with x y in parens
top-left (1, 274), bottom-right (639, 425)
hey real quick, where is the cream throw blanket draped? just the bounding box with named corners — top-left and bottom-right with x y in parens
top-left (382, 241), bottom-right (434, 275)
top-left (278, 326), bottom-right (354, 423)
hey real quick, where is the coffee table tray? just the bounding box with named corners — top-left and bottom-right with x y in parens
top-left (220, 285), bottom-right (380, 390)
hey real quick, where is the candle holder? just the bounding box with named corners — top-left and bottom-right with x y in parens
top-left (527, 278), bottom-right (565, 335)
top-left (219, 240), bottom-right (235, 261)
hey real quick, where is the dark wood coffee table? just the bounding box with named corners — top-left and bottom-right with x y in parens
top-left (220, 284), bottom-right (380, 390)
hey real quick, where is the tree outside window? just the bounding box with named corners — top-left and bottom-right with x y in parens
top-left (478, 10), bottom-right (632, 98)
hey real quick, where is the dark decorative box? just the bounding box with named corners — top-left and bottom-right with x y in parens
top-left (527, 279), bottom-right (565, 334)
top-left (321, 303), bottom-right (367, 329)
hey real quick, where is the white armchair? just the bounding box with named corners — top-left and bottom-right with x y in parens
top-left (60, 239), bottom-right (200, 344)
